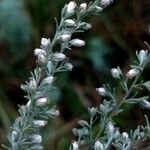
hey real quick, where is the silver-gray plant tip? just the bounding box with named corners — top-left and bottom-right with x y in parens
top-left (4, 0), bottom-right (113, 150)
top-left (70, 49), bottom-right (150, 150)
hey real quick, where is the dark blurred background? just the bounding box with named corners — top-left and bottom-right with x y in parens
top-left (0, 0), bottom-right (150, 149)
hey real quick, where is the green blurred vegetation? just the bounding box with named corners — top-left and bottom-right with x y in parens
top-left (0, 0), bottom-right (150, 149)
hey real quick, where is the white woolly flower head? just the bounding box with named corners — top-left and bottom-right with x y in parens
top-left (34, 48), bottom-right (46, 56)
top-left (64, 63), bottom-right (73, 71)
top-left (28, 78), bottom-right (37, 92)
top-left (64, 19), bottom-right (76, 27)
top-left (96, 87), bottom-right (106, 96)
top-left (37, 53), bottom-right (47, 66)
top-left (41, 76), bottom-right (54, 85)
top-left (66, 1), bottom-right (77, 16)
top-left (100, 0), bottom-right (113, 6)
top-left (140, 99), bottom-right (150, 109)
top-left (72, 141), bottom-right (79, 150)
top-left (122, 132), bottom-right (129, 141)
top-left (126, 68), bottom-right (140, 79)
top-left (36, 98), bottom-right (49, 107)
top-left (41, 38), bottom-right (50, 48)
top-left (79, 3), bottom-right (87, 13)
top-left (33, 120), bottom-right (47, 127)
top-left (30, 134), bottom-right (42, 143)
top-left (107, 121), bottom-right (115, 135)
top-left (70, 39), bottom-right (85, 47)
top-left (111, 67), bottom-right (122, 79)
top-left (94, 141), bottom-right (104, 150)
top-left (57, 33), bottom-right (71, 43)
top-left (92, 6), bottom-right (103, 13)
top-left (137, 50), bottom-right (148, 65)
top-left (53, 53), bottom-right (66, 61)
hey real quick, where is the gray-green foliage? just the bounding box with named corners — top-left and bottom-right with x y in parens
top-left (70, 49), bottom-right (150, 150)
top-left (4, 0), bottom-right (114, 149)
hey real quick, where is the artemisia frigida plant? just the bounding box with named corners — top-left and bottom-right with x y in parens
top-left (3, 0), bottom-right (150, 150)
top-left (3, 0), bottom-right (114, 150)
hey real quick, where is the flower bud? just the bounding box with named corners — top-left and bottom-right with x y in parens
top-left (93, 6), bottom-right (103, 13)
top-left (140, 100), bottom-right (150, 109)
top-left (122, 132), bottom-right (129, 140)
top-left (137, 50), bottom-right (148, 64)
top-left (53, 53), bottom-right (66, 61)
top-left (66, 1), bottom-right (77, 16)
top-left (114, 130), bottom-right (120, 138)
top-left (12, 131), bottom-right (18, 142)
top-left (90, 107), bottom-right (97, 118)
top-left (70, 39), bottom-right (85, 47)
top-left (34, 48), bottom-right (46, 56)
top-left (36, 98), bottom-right (49, 106)
top-left (64, 63), bottom-right (73, 71)
top-left (94, 141), bottom-right (104, 150)
top-left (30, 134), bottom-right (42, 143)
top-left (34, 91), bottom-right (43, 99)
top-left (27, 100), bottom-right (31, 107)
top-left (79, 22), bottom-right (92, 30)
top-left (79, 3), bottom-right (87, 13)
top-left (37, 54), bottom-right (47, 66)
top-left (96, 87), bottom-right (106, 96)
top-left (78, 120), bottom-right (89, 127)
top-left (100, 0), bottom-right (113, 6)
top-left (72, 141), bottom-right (79, 150)
top-left (46, 109), bottom-right (60, 118)
top-left (33, 120), bottom-right (47, 127)
top-left (127, 68), bottom-right (139, 79)
top-left (57, 34), bottom-right (71, 43)
top-left (41, 38), bottom-right (50, 48)
top-left (64, 19), bottom-right (76, 27)
top-left (29, 78), bottom-right (37, 92)
top-left (107, 121), bottom-right (114, 135)
top-left (41, 76), bottom-right (54, 85)
top-left (111, 68), bottom-right (121, 79)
